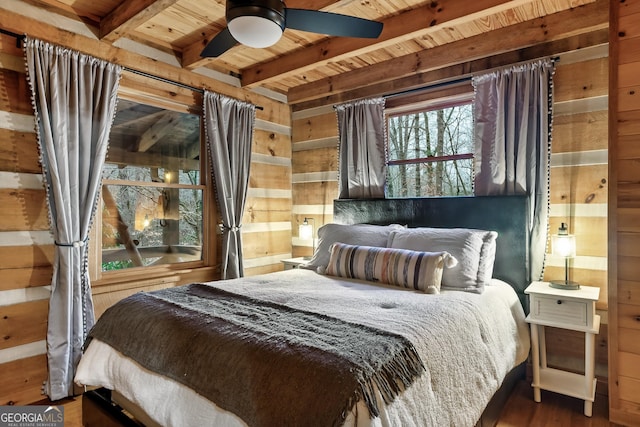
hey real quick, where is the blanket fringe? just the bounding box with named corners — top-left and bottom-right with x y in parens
top-left (340, 344), bottom-right (425, 424)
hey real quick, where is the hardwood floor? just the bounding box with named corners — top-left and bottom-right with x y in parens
top-left (48, 380), bottom-right (616, 426)
top-left (497, 381), bottom-right (616, 427)
top-left (33, 395), bottom-right (82, 427)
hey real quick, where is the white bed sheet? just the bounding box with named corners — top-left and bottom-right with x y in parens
top-left (75, 269), bottom-right (530, 427)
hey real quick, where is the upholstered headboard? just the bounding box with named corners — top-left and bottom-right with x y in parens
top-left (333, 195), bottom-right (530, 309)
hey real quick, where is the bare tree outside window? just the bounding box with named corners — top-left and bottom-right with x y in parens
top-left (387, 100), bottom-right (474, 197)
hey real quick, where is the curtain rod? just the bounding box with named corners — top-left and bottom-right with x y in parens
top-left (333, 76), bottom-right (473, 109)
top-left (0, 28), bottom-right (25, 48)
top-left (383, 56), bottom-right (560, 101)
top-left (0, 27), bottom-right (263, 111)
top-left (383, 76), bottom-right (472, 100)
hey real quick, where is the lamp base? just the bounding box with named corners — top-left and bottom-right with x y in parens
top-left (549, 280), bottom-right (581, 290)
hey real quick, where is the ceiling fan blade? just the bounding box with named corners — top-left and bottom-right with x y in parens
top-left (285, 8), bottom-right (383, 39)
top-left (200, 27), bottom-right (238, 57)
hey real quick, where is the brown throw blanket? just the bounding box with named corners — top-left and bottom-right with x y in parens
top-left (87, 283), bottom-right (425, 427)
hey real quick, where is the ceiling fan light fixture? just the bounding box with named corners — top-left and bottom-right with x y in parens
top-left (228, 15), bottom-right (283, 48)
top-left (200, 0), bottom-right (384, 58)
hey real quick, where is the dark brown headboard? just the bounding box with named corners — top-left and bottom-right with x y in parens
top-left (333, 195), bottom-right (530, 309)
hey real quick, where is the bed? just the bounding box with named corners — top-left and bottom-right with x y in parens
top-left (76, 195), bottom-right (531, 427)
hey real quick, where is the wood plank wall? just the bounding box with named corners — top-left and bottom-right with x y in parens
top-left (0, 33), bottom-right (52, 405)
top-left (242, 121), bottom-right (294, 276)
top-left (608, 0), bottom-right (640, 425)
top-left (290, 45), bottom-right (610, 384)
top-left (546, 49), bottom-right (609, 302)
top-left (290, 107), bottom-right (339, 258)
top-left (543, 46), bottom-right (609, 383)
top-left (0, 21), bottom-right (292, 405)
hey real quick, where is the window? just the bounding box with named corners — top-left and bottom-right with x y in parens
top-left (386, 89), bottom-right (474, 198)
top-left (98, 95), bottom-right (206, 272)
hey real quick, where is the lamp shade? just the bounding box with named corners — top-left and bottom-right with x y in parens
top-left (549, 222), bottom-right (579, 290)
top-left (551, 223), bottom-right (576, 258)
top-left (299, 221), bottom-right (313, 240)
top-left (228, 15), bottom-right (283, 48)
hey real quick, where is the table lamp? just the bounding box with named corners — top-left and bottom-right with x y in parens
top-left (550, 222), bottom-right (580, 290)
top-left (299, 217), bottom-right (315, 260)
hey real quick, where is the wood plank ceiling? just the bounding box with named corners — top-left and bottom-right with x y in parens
top-left (13, 0), bottom-right (604, 104)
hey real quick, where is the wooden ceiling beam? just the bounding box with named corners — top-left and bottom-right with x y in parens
top-left (291, 28), bottom-right (609, 111)
top-left (112, 110), bottom-right (167, 129)
top-left (237, 0), bottom-right (546, 88)
top-left (184, 132), bottom-right (201, 160)
top-left (288, 0), bottom-right (608, 105)
top-left (100, 0), bottom-right (181, 43)
top-left (181, 0), bottom-right (341, 70)
top-left (137, 111), bottom-right (180, 152)
top-left (29, 0), bottom-right (101, 23)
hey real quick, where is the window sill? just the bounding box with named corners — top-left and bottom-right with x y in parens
top-left (91, 264), bottom-right (218, 289)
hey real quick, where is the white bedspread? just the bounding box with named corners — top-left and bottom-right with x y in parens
top-left (76, 269), bottom-right (529, 427)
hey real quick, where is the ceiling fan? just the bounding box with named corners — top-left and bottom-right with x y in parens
top-left (200, 0), bottom-right (384, 58)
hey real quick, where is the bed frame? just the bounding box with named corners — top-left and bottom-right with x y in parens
top-left (84, 195), bottom-right (531, 427)
top-left (333, 194), bottom-right (531, 427)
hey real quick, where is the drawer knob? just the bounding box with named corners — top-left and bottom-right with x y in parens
top-left (635, 316), bottom-right (640, 322)
top-left (557, 300), bottom-right (562, 305)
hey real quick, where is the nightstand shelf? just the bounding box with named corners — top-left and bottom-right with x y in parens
top-left (525, 281), bottom-right (601, 417)
top-left (535, 367), bottom-right (598, 401)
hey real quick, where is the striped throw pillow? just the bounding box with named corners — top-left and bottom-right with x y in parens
top-left (324, 242), bottom-right (457, 294)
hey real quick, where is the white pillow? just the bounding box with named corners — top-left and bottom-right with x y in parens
top-left (324, 242), bottom-right (457, 294)
top-left (477, 231), bottom-right (498, 286)
top-left (388, 227), bottom-right (494, 293)
top-left (301, 223), bottom-right (405, 272)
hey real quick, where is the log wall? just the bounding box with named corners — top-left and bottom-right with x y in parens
top-left (608, 0), bottom-right (640, 424)
top-left (0, 34), bottom-right (52, 405)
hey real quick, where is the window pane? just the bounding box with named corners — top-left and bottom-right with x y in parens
top-left (105, 99), bottom-right (201, 183)
top-left (386, 99), bottom-right (474, 198)
top-left (388, 104), bottom-right (473, 161)
top-left (386, 159), bottom-right (474, 197)
top-left (102, 185), bottom-right (203, 271)
top-left (101, 97), bottom-right (204, 272)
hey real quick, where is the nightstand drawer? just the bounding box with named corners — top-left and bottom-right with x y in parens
top-left (530, 295), bottom-right (588, 327)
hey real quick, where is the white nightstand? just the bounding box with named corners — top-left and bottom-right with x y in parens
top-left (524, 281), bottom-right (600, 417)
top-left (281, 257), bottom-right (309, 270)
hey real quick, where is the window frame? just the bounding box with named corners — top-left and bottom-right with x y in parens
top-left (89, 71), bottom-right (216, 286)
top-left (385, 85), bottom-right (475, 198)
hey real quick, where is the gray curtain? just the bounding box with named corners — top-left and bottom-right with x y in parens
top-left (24, 37), bottom-right (122, 400)
top-left (203, 91), bottom-right (256, 279)
top-left (335, 97), bottom-right (386, 199)
top-left (473, 58), bottom-right (555, 282)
